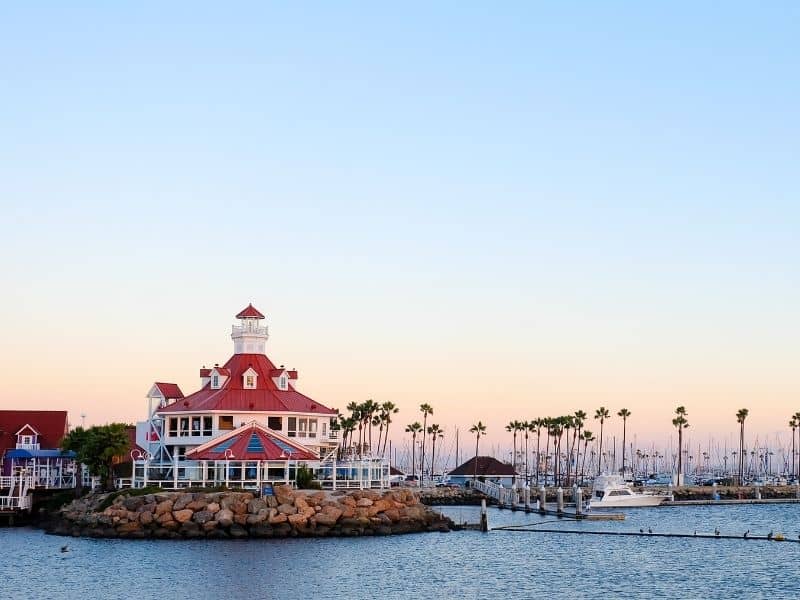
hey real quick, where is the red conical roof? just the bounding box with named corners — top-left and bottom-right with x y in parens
top-left (236, 303), bottom-right (265, 319)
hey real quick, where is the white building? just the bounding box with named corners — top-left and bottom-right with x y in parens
top-left (133, 304), bottom-right (387, 490)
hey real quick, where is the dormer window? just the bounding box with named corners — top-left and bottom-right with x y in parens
top-left (278, 375), bottom-right (288, 390)
top-left (212, 375), bottom-right (219, 388)
top-left (242, 367), bottom-right (258, 389)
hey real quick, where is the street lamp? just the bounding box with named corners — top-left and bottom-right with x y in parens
top-left (224, 449), bottom-right (235, 487)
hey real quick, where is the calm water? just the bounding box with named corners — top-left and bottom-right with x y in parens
top-left (2, 504), bottom-right (799, 599)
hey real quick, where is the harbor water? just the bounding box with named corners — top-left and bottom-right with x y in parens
top-left (2, 503), bottom-right (799, 599)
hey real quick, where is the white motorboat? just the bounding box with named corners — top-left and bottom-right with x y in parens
top-left (589, 474), bottom-right (670, 509)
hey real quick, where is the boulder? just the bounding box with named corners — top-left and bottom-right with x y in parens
top-left (277, 503), bottom-right (297, 516)
top-left (216, 509), bottom-right (234, 527)
top-left (122, 496), bottom-right (144, 511)
top-left (268, 510), bottom-right (288, 524)
top-left (193, 510), bottom-right (214, 524)
top-left (288, 513), bottom-right (307, 527)
top-left (173, 509), bottom-right (194, 524)
top-left (155, 500), bottom-right (173, 516)
top-left (314, 506), bottom-right (342, 527)
top-left (139, 511), bottom-right (154, 526)
top-left (206, 502), bottom-right (220, 514)
top-left (187, 499), bottom-right (208, 512)
top-left (173, 493), bottom-right (195, 511)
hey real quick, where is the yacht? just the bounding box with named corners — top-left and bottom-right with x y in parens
top-left (589, 474), bottom-right (670, 509)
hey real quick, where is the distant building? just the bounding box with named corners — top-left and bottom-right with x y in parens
top-left (447, 456), bottom-right (518, 487)
top-left (0, 410), bottom-right (76, 489)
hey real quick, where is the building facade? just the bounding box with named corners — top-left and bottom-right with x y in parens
top-left (133, 305), bottom-right (387, 490)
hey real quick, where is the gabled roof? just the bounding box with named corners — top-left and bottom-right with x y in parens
top-left (159, 353), bottom-right (335, 415)
top-left (0, 411), bottom-right (69, 457)
top-left (211, 367), bottom-right (231, 377)
top-left (236, 303), bottom-right (265, 319)
top-left (448, 456), bottom-right (518, 477)
top-left (186, 421), bottom-right (317, 461)
top-left (15, 423), bottom-right (40, 436)
top-left (153, 382), bottom-right (184, 399)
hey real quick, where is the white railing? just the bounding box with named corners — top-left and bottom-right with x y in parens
top-left (15, 443), bottom-right (41, 451)
top-left (0, 476), bottom-right (14, 489)
top-left (0, 496), bottom-right (32, 511)
top-left (473, 479), bottom-right (520, 506)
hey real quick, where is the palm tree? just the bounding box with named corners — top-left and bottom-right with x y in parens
top-left (469, 421), bottom-right (487, 482)
top-left (794, 412), bottom-right (800, 479)
top-left (506, 420), bottom-right (522, 474)
top-left (379, 401), bottom-right (399, 456)
top-left (594, 407), bottom-right (610, 475)
top-left (617, 408), bottom-right (631, 475)
top-left (580, 430), bottom-right (595, 485)
top-left (419, 404), bottom-right (433, 486)
top-left (427, 424), bottom-right (443, 480)
top-left (522, 420), bottom-right (531, 484)
top-left (791, 417), bottom-right (798, 479)
top-left (533, 419), bottom-right (543, 485)
top-left (672, 406), bottom-right (689, 485)
top-left (405, 422), bottom-right (422, 483)
top-left (736, 408), bottom-right (749, 484)
top-left (573, 410), bottom-right (586, 483)
top-left (362, 399), bottom-right (378, 455)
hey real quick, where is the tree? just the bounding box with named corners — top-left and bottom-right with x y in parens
top-left (379, 401), bottom-right (399, 456)
top-left (532, 418), bottom-right (543, 485)
top-left (794, 412), bottom-right (800, 479)
top-left (736, 408), bottom-right (749, 484)
top-left (791, 417), bottom-right (798, 479)
top-left (405, 422), bottom-right (423, 483)
top-left (580, 430), bottom-right (595, 485)
top-left (522, 420), bottom-right (531, 484)
top-left (469, 421), bottom-right (487, 482)
top-left (61, 423), bottom-right (131, 491)
top-left (672, 406), bottom-right (689, 485)
top-left (427, 424), bottom-right (443, 480)
top-left (419, 403), bottom-right (433, 486)
top-left (506, 420), bottom-right (522, 474)
top-left (594, 407), bottom-right (611, 475)
top-left (617, 408), bottom-right (631, 475)
top-left (573, 411), bottom-right (586, 484)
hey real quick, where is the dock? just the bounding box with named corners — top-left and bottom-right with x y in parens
top-left (472, 479), bottom-right (624, 521)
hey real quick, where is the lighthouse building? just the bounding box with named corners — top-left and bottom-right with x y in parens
top-left (132, 305), bottom-right (386, 490)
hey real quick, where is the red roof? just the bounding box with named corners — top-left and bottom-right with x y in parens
top-left (187, 422), bottom-right (317, 461)
top-left (153, 382), bottom-right (184, 399)
top-left (159, 353), bottom-right (335, 415)
top-left (212, 367), bottom-right (231, 377)
top-left (236, 303), bottom-right (265, 319)
top-left (287, 370), bottom-right (298, 380)
top-left (449, 456), bottom-right (518, 477)
top-left (0, 411), bottom-right (69, 457)
top-left (199, 368), bottom-right (211, 377)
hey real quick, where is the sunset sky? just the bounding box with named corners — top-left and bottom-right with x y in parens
top-left (1, 3), bottom-right (798, 455)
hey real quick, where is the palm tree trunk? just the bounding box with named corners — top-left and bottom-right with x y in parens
top-left (598, 422), bottom-right (604, 475)
top-left (411, 434), bottom-right (417, 481)
top-left (621, 418), bottom-right (627, 475)
top-left (473, 436), bottom-right (480, 481)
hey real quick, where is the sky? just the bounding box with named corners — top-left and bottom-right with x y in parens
top-left (1, 2), bottom-right (798, 454)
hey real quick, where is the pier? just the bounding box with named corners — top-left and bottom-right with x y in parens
top-left (0, 472), bottom-right (34, 523)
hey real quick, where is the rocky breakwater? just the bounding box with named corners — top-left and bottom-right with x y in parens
top-left (48, 486), bottom-right (453, 539)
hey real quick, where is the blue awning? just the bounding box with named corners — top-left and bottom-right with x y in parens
top-left (5, 449), bottom-right (76, 459)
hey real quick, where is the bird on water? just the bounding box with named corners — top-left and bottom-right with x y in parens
top-left (714, 527), bottom-right (720, 536)
top-left (60, 546), bottom-right (69, 553)
top-left (743, 530), bottom-right (749, 538)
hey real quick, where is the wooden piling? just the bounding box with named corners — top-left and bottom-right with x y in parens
top-left (480, 499), bottom-right (489, 532)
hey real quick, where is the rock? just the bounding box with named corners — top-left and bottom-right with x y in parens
top-left (248, 499), bottom-right (268, 514)
top-left (246, 513), bottom-right (266, 525)
top-left (275, 485), bottom-right (294, 506)
top-left (139, 511), bottom-right (154, 526)
top-left (216, 509), bottom-right (234, 527)
top-left (155, 500), bottom-right (173, 516)
top-left (173, 493), bottom-right (194, 511)
top-left (117, 521), bottom-right (141, 534)
top-left (266, 496), bottom-right (278, 509)
top-left (234, 514), bottom-right (248, 526)
top-left (277, 503), bottom-right (297, 515)
top-left (229, 524), bottom-right (248, 538)
top-left (187, 499), bottom-right (208, 512)
top-left (268, 510), bottom-right (288, 525)
top-left (206, 502), bottom-right (220, 514)
top-left (122, 496), bottom-right (144, 511)
top-left (383, 509), bottom-right (401, 522)
top-left (173, 509), bottom-right (194, 524)
top-left (202, 520), bottom-right (219, 532)
top-left (193, 510), bottom-right (214, 524)
top-left (156, 512), bottom-right (174, 525)
top-left (314, 506), bottom-right (342, 526)
top-left (230, 501), bottom-right (248, 515)
top-left (287, 513), bottom-right (307, 527)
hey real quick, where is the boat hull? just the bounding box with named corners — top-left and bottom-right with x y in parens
top-left (589, 495), bottom-right (667, 509)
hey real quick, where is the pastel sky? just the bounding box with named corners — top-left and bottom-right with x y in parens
top-left (1, 2), bottom-right (798, 454)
